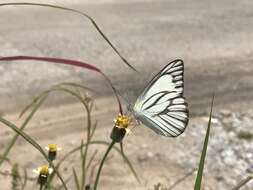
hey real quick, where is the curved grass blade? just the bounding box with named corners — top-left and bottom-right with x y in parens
top-left (232, 175), bottom-right (253, 190)
top-left (52, 82), bottom-right (96, 93)
top-left (168, 169), bottom-right (196, 190)
top-left (118, 141), bottom-right (140, 182)
top-left (0, 2), bottom-right (138, 72)
top-left (0, 95), bottom-right (48, 168)
top-left (72, 167), bottom-right (81, 190)
top-left (0, 117), bottom-right (68, 190)
top-left (0, 56), bottom-right (123, 114)
top-left (0, 154), bottom-right (11, 165)
top-left (19, 83), bottom-right (94, 118)
top-left (93, 141), bottom-right (115, 190)
top-left (89, 154), bottom-right (113, 188)
top-left (57, 140), bottom-right (139, 183)
top-left (194, 94), bottom-right (215, 190)
top-left (86, 150), bottom-right (98, 171)
top-left (17, 84), bottom-right (94, 189)
top-left (21, 167), bottom-right (28, 190)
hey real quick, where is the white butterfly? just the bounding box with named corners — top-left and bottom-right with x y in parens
top-left (132, 59), bottom-right (189, 137)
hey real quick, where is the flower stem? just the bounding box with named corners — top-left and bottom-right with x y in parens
top-left (93, 141), bottom-right (115, 190)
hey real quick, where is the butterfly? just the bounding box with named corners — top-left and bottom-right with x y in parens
top-left (132, 59), bottom-right (189, 137)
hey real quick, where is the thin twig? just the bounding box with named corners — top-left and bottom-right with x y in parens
top-left (232, 175), bottom-right (253, 190)
top-left (168, 169), bottom-right (196, 190)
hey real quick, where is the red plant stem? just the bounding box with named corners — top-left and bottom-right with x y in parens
top-left (0, 56), bottom-right (123, 114)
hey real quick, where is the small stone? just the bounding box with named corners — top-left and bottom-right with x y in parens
top-left (141, 144), bottom-right (148, 149)
top-left (147, 152), bottom-right (154, 158)
top-left (221, 149), bottom-right (237, 166)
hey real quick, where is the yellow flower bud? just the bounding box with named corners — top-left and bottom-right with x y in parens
top-left (48, 143), bottom-right (57, 152)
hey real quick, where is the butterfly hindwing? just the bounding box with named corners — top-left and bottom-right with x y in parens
top-left (133, 59), bottom-right (188, 137)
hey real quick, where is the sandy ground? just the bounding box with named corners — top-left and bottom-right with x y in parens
top-left (0, 0), bottom-right (253, 189)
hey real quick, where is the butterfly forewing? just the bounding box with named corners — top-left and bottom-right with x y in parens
top-left (133, 59), bottom-right (188, 137)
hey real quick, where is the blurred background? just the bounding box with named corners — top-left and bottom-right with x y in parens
top-left (0, 0), bottom-right (252, 189)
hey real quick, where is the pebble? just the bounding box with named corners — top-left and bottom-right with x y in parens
top-left (178, 110), bottom-right (253, 189)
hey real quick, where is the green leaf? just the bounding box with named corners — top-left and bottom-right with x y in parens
top-left (0, 117), bottom-right (68, 190)
top-left (0, 95), bottom-right (48, 168)
top-left (194, 94), bottom-right (215, 190)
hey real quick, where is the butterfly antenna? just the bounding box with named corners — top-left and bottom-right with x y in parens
top-left (114, 88), bottom-right (132, 109)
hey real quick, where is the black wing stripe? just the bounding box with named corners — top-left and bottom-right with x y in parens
top-left (149, 114), bottom-right (178, 135)
top-left (162, 60), bottom-right (183, 73)
top-left (144, 114), bottom-right (175, 136)
top-left (167, 112), bottom-right (186, 122)
top-left (171, 71), bottom-right (183, 77)
top-left (158, 115), bottom-right (183, 134)
top-left (169, 112), bottom-right (188, 121)
top-left (142, 91), bottom-right (168, 110)
top-left (160, 114), bottom-right (185, 130)
top-left (143, 91), bottom-right (178, 111)
top-left (166, 66), bottom-right (183, 74)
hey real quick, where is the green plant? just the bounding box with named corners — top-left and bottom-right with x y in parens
top-left (0, 2), bottom-right (251, 190)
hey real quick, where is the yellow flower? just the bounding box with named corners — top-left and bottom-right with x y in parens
top-left (45, 143), bottom-right (62, 161)
top-left (33, 165), bottom-right (53, 177)
top-left (33, 165), bottom-right (53, 186)
top-left (45, 143), bottom-right (62, 153)
top-left (114, 114), bottom-right (130, 128)
top-left (111, 114), bottom-right (132, 142)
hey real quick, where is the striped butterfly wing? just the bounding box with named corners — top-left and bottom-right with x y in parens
top-left (133, 59), bottom-right (189, 137)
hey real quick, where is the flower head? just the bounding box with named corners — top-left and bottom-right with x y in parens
top-left (45, 143), bottom-right (62, 161)
top-left (33, 165), bottom-right (53, 186)
top-left (45, 143), bottom-right (62, 152)
top-left (111, 114), bottom-right (131, 142)
top-left (114, 114), bottom-right (130, 128)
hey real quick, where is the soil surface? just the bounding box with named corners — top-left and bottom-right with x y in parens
top-left (0, 0), bottom-right (252, 189)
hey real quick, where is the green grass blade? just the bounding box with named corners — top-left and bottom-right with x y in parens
top-left (0, 117), bottom-right (68, 190)
top-left (52, 82), bottom-right (95, 93)
top-left (72, 167), bottom-right (81, 190)
top-left (57, 140), bottom-right (139, 183)
top-left (119, 142), bottom-right (140, 183)
top-left (93, 141), bottom-right (115, 190)
top-left (168, 168), bottom-right (196, 190)
top-left (0, 154), bottom-right (11, 165)
top-left (194, 94), bottom-right (215, 190)
top-left (0, 95), bottom-right (48, 168)
top-left (20, 85), bottom-right (92, 117)
top-left (86, 150), bottom-right (98, 171)
top-left (21, 167), bottom-right (28, 190)
top-left (232, 175), bottom-right (253, 190)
